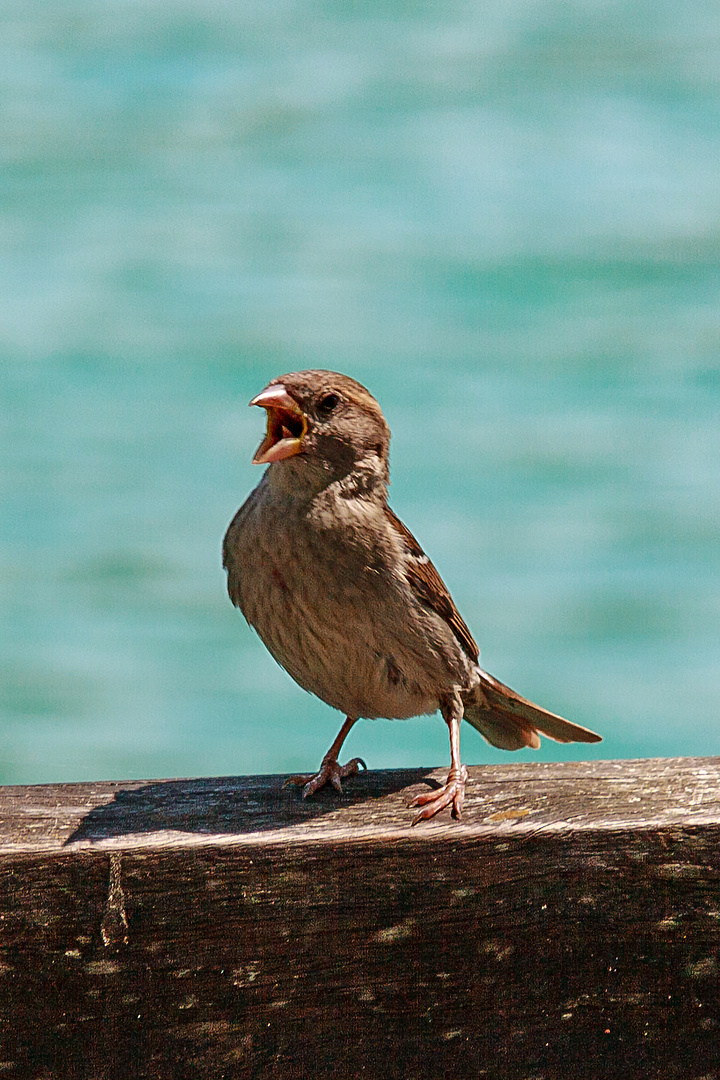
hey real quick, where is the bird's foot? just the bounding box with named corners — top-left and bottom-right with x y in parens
top-left (409, 764), bottom-right (468, 824)
top-left (283, 755), bottom-right (367, 799)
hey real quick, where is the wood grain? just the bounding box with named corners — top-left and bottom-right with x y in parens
top-left (1, 757), bottom-right (720, 1078)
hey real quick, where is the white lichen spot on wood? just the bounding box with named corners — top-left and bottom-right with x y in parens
top-left (232, 962), bottom-right (261, 987)
top-left (686, 958), bottom-right (718, 979)
top-left (373, 917), bottom-right (416, 944)
top-left (85, 960), bottom-right (122, 975)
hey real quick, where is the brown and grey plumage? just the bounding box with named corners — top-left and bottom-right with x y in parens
top-left (223, 370), bottom-right (601, 823)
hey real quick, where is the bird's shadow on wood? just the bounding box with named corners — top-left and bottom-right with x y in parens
top-left (64, 769), bottom-right (441, 846)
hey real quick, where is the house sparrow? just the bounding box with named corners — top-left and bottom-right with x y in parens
top-left (223, 371), bottom-right (601, 823)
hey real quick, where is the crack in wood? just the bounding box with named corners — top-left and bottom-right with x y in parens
top-left (101, 852), bottom-right (129, 949)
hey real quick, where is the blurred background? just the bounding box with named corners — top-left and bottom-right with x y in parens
top-left (1, 0), bottom-right (719, 785)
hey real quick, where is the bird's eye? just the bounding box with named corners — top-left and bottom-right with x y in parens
top-left (317, 392), bottom-right (340, 416)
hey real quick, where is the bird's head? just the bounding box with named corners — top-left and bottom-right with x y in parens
top-left (249, 370), bottom-right (390, 489)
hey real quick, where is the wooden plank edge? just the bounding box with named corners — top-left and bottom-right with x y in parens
top-left (1, 755), bottom-right (719, 855)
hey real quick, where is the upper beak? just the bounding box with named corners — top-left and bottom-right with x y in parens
top-left (249, 383), bottom-right (308, 464)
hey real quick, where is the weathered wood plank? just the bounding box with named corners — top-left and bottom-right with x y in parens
top-left (1, 757), bottom-right (720, 1079)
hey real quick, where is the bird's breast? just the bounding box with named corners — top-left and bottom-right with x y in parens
top-left (224, 485), bottom-right (473, 720)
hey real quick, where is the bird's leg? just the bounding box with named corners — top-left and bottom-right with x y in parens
top-left (283, 716), bottom-right (366, 798)
top-left (409, 692), bottom-right (468, 824)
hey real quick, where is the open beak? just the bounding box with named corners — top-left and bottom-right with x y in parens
top-left (249, 383), bottom-right (308, 464)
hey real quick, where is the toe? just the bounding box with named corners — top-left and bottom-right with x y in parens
top-left (285, 757), bottom-right (367, 800)
top-left (329, 772), bottom-right (344, 794)
top-left (452, 786), bottom-right (465, 820)
top-left (408, 787), bottom-right (440, 809)
top-left (338, 757), bottom-right (367, 779)
top-left (283, 773), bottom-right (313, 789)
top-left (411, 788), bottom-right (455, 825)
top-left (409, 766), bottom-right (467, 824)
top-left (302, 772), bottom-right (329, 798)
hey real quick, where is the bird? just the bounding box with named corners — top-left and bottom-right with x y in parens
top-left (223, 370), bottom-right (601, 824)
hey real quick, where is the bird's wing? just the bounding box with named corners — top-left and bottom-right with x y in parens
top-left (383, 505), bottom-right (480, 664)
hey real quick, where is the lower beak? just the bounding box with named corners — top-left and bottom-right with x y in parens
top-left (249, 384), bottom-right (308, 464)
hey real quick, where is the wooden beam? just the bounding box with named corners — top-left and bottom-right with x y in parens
top-left (2, 757), bottom-right (720, 1078)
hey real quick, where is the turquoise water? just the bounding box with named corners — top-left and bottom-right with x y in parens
top-left (1, 1), bottom-right (720, 785)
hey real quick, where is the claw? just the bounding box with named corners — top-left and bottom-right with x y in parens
top-left (284, 756), bottom-right (367, 799)
top-left (409, 764), bottom-right (468, 824)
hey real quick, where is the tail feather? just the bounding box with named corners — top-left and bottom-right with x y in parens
top-left (463, 668), bottom-right (602, 751)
